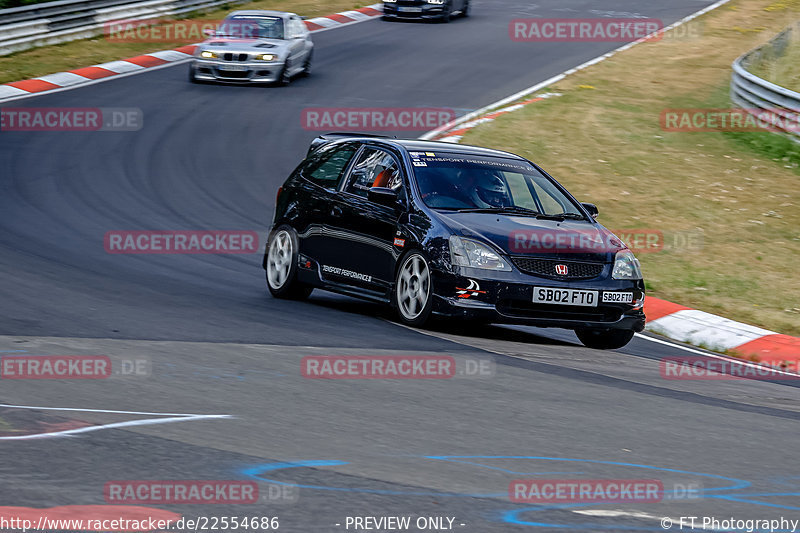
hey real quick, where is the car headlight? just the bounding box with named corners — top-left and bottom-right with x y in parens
top-left (449, 236), bottom-right (511, 271)
top-left (427, 0), bottom-right (445, 4)
top-left (255, 53), bottom-right (277, 61)
top-left (199, 51), bottom-right (217, 59)
top-left (612, 250), bottom-right (643, 280)
top-left (384, 0), bottom-right (396, 3)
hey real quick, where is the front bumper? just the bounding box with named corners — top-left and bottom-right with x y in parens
top-left (383, 2), bottom-right (449, 18)
top-left (191, 59), bottom-right (284, 83)
top-left (432, 268), bottom-right (646, 332)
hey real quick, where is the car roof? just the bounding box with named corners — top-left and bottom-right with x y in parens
top-left (226, 10), bottom-right (297, 19)
top-left (327, 136), bottom-right (527, 160)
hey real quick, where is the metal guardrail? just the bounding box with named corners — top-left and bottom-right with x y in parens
top-left (731, 22), bottom-right (800, 142)
top-left (0, 0), bottom-right (247, 55)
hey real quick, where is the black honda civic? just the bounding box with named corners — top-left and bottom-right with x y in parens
top-left (264, 134), bottom-right (646, 349)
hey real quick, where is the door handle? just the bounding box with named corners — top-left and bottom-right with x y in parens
top-left (331, 205), bottom-right (343, 217)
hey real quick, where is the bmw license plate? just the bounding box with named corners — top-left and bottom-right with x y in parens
top-left (219, 65), bottom-right (247, 72)
top-left (533, 287), bottom-right (598, 307)
top-left (398, 6), bottom-right (423, 12)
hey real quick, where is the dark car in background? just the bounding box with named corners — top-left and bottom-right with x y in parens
top-left (264, 134), bottom-right (646, 349)
top-left (382, 0), bottom-right (470, 22)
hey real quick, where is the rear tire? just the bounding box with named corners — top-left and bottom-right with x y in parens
top-left (575, 328), bottom-right (635, 350)
top-left (266, 227), bottom-right (312, 300)
top-left (393, 251), bottom-right (434, 327)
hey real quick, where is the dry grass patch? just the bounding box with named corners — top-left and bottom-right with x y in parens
top-left (464, 0), bottom-right (800, 335)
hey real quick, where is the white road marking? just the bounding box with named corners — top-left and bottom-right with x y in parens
top-left (0, 403), bottom-right (232, 440)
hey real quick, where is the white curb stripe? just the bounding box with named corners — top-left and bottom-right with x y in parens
top-left (339, 10), bottom-right (371, 21)
top-left (0, 85), bottom-right (30, 98)
top-left (647, 310), bottom-right (777, 351)
top-left (306, 17), bottom-right (340, 28)
top-left (36, 72), bottom-right (90, 87)
top-left (94, 60), bottom-right (146, 74)
top-left (148, 50), bottom-right (193, 61)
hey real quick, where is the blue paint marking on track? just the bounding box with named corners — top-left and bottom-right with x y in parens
top-left (241, 455), bottom-right (798, 529)
top-left (0, 350), bottom-right (28, 353)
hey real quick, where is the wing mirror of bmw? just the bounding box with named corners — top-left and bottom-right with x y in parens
top-left (581, 202), bottom-right (599, 219)
top-left (368, 187), bottom-right (400, 207)
top-left (204, 28), bottom-right (215, 37)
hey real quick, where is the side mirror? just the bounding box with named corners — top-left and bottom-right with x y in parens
top-left (368, 187), bottom-right (399, 207)
top-left (204, 28), bottom-right (215, 37)
top-left (581, 202), bottom-right (599, 219)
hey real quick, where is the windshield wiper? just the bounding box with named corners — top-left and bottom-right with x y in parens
top-left (455, 206), bottom-right (543, 216)
top-left (535, 212), bottom-right (587, 221)
top-left (455, 207), bottom-right (586, 220)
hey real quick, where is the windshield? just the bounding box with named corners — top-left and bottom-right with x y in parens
top-left (411, 152), bottom-right (584, 216)
top-left (219, 15), bottom-right (285, 39)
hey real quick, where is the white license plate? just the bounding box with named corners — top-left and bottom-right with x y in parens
top-left (398, 6), bottom-right (423, 12)
top-left (533, 287), bottom-right (598, 307)
top-left (219, 65), bottom-right (247, 72)
top-left (602, 292), bottom-right (633, 304)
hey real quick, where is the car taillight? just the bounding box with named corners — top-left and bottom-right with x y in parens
top-left (276, 186), bottom-right (283, 205)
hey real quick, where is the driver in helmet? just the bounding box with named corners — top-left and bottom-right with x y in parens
top-left (457, 170), bottom-right (512, 208)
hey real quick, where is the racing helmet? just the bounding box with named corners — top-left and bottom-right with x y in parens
top-left (475, 173), bottom-right (510, 207)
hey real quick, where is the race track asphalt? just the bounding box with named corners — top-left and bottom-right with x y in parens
top-left (1, 1), bottom-right (798, 531)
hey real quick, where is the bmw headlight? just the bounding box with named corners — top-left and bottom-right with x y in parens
top-left (427, 0), bottom-right (445, 3)
top-left (612, 250), bottom-right (643, 280)
top-left (199, 51), bottom-right (217, 59)
top-left (255, 53), bottom-right (277, 61)
top-left (384, 0), bottom-right (396, 3)
top-left (449, 236), bottom-right (511, 271)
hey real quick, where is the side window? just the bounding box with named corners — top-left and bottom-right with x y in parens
top-left (290, 18), bottom-right (305, 38)
top-left (345, 148), bottom-right (402, 199)
top-left (302, 144), bottom-right (357, 190)
top-left (530, 179), bottom-right (572, 214)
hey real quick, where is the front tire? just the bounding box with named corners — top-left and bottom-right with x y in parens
top-left (266, 227), bottom-right (312, 300)
top-left (277, 59), bottom-right (292, 86)
top-left (461, 0), bottom-right (470, 16)
top-left (393, 252), bottom-right (434, 327)
top-left (301, 51), bottom-right (312, 77)
top-left (440, 4), bottom-right (452, 22)
top-left (575, 328), bottom-right (635, 350)
top-left (188, 65), bottom-right (199, 83)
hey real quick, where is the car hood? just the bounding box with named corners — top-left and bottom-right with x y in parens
top-left (434, 211), bottom-right (626, 262)
top-left (199, 37), bottom-right (288, 52)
